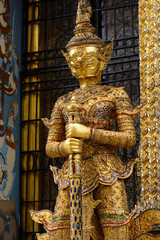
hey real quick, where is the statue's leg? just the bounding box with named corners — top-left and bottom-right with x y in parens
top-left (50, 187), bottom-right (70, 240)
top-left (93, 180), bottom-right (129, 240)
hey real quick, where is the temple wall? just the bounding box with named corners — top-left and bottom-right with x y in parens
top-left (0, 0), bottom-right (22, 239)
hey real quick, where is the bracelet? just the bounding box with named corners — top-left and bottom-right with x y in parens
top-left (93, 128), bottom-right (97, 141)
top-left (89, 128), bottom-right (97, 142)
top-left (89, 127), bottom-right (93, 140)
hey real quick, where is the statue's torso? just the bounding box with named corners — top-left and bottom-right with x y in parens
top-left (51, 85), bottom-right (135, 194)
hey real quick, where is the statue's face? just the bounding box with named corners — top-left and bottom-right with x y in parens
top-left (67, 46), bottom-right (103, 79)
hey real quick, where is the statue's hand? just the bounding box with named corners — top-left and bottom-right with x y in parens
top-left (60, 138), bottom-right (83, 155)
top-left (65, 123), bottom-right (90, 139)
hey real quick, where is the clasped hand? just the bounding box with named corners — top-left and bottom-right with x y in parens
top-left (65, 123), bottom-right (90, 139)
top-left (60, 123), bottom-right (90, 156)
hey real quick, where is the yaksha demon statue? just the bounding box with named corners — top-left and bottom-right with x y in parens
top-left (30, 1), bottom-right (141, 239)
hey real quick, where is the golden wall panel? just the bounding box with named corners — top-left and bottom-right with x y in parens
top-left (138, 0), bottom-right (160, 208)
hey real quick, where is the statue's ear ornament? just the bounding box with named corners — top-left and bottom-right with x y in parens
top-left (104, 38), bottom-right (114, 61)
top-left (98, 38), bottom-right (114, 69)
top-left (61, 50), bottom-right (69, 63)
top-left (103, 38), bottom-right (114, 68)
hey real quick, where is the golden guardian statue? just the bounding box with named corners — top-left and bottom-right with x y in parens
top-left (30, 1), bottom-right (151, 240)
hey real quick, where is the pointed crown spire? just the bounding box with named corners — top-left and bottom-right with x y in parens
top-left (74, 0), bottom-right (95, 35)
top-left (66, 0), bottom-right (106, 50)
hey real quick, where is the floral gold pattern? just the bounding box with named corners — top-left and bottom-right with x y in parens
top-left (138, 0), bottom-right (160, 210)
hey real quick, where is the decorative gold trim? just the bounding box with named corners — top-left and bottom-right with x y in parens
top-left (138, 0), bottom-right (160, 208)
